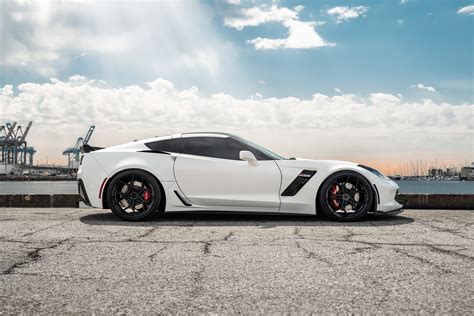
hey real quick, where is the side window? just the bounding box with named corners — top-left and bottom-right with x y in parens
top-left (182, 137), bottom-right (236, 159)
top-left (181, 137), bottom-right (272, 160)
top-left (145, 139), bottom-right (183, 153)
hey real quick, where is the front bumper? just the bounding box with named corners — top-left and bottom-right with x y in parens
top-left (373, 178), bottom-right (403, 213)
top-left (375, 207), bottom-right (404, 216)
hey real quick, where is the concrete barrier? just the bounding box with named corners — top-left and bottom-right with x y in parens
top-left (396, 194), bottom-right (473, 210)
top-left (0, 194), bottom-right (80, 208)
top-left (0, 193), bottom-right (472, 210)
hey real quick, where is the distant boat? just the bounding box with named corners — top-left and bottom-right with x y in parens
top-left (390, 175), bottom-right (402, 180)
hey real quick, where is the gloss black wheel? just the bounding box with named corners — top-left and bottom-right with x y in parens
top-left (318, 171), bottom-right (374, 221)
top-left (107, 170), bottom-right (161, 221)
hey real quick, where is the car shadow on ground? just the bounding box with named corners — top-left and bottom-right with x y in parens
top-left (79, 211), bottom-right (414, 228)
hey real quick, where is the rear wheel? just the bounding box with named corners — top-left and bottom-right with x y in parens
top-left (318, 171), bottom-right (373, 222)
top-left (106, 170), bottom-right (161, 221)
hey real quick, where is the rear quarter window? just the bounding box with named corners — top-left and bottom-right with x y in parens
top-left (145, 139), bottom-right (183, 153)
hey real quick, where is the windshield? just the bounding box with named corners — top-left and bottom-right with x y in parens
top-left (232, 135), bottom-right (285, 160)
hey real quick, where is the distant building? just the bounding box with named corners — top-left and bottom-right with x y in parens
top-left (0, 164), bottom-right (14, 175)
top-left (460, 167), bottom-right (474, 181)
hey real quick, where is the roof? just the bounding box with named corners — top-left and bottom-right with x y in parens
top-left (181, 132), bottom-right (236, 138)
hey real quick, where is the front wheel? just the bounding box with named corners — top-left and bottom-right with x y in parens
top-left (106, 170), bottom-right (162, 221)
top-left (318, 171), bottom-right (374, 222)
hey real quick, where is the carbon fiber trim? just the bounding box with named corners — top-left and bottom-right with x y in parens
top-left (78, 179), bottom-right (91, 206)
top-left (281, 169), bottom-right (317, 196)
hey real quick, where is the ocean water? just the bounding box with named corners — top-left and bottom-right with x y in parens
top-left (0, 180), bottom-right (472, 195)
top-left (394, 180), bottom-right (473, 194)
top-left (0, 181), bottom-right (78, 194)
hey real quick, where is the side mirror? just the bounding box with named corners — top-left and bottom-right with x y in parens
top-left (239, 150), bottom-right (258, 165)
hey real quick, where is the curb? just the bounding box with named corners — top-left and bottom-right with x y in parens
top-left (0, 194), bottom-right (80, 208)
top-left (0, 194), bottom-right (472, 210)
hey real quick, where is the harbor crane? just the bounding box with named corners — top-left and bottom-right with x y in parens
top-left (0, 121), bottom-right (35, 171)
top-left (63, 126), bottom-right (95, 169)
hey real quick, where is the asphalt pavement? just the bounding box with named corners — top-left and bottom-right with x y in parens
top-left (0, 208), bottom-right (473, 314)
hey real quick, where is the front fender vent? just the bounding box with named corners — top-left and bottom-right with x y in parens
top-left (281, 170), bottom-right (317, 196)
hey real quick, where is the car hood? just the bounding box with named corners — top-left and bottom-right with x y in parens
top-left (277, 158), bottom-right (358, 169)
top-left (274, 158), bottom-right (378, 181)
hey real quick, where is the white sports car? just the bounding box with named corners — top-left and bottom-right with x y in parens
top-left (78, 132), bottom-right (403, 222)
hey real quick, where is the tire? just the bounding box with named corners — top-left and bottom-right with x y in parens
top-left (106, 169), bottom-right (162, 221)
top-left (318, 171), bottom-right (374, 222)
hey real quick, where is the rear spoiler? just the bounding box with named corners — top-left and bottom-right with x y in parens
top-left (81, 144), bottom-right (104, 153)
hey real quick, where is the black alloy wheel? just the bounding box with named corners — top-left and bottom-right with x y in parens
top-left (318, 171), bottom-right (374, 221)
top-left (107, 170), bottom-right (161, 221)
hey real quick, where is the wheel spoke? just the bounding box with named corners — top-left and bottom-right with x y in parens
top-left (109, 173), bottom-right (159, 217)
top-left (341, 199), bottom-right (347, 210)
top-left (129, 199), bottom-right (137, 213)
top-left (325, 174), bottom-right (372, 218)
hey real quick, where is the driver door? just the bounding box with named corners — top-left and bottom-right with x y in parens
top-left (173, 135), bottom-right (281, 211)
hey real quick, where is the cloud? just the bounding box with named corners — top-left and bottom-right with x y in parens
top-left (327, 6), bottom-right (369, 23)
top-left (225, 5), bottom-right (332, 50)
top-left (334, 88), bottom-right (342, 93)
top-left (1, 76), bottom-right (472, 164)
top-left (412, 84), bottom-right (437, 93)
top-left (2, 76), bottom-right (468, 130)
top-left (224, 5), bottom-right (299, 30)
top-left (457, 5), bottom-right (474, 15)
top-left (247, 20), bottom-right (332, 50)
top-left (227, 0), bottom-right (241, 5)
top-left (0, 1), bottom-right (234, 78)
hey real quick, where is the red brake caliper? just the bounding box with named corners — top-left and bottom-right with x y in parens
top-left (143, 190), bottom-right (151, 201)
top-left (330, 184), bottom-right (340, 209)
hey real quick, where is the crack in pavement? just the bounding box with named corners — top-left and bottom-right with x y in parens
top-left (293, 228), bottom-right (331, 263)
top-left (167, 231), bottom-right (234, 309)
top-left (5, 234), bottom-right (467, 263)
top-left (2, 238), bottom-right (70, 275)
top-left (10, 271), bottom-right (109, 281)
top-left (392, 248), bottom-right (454, 274)
top-left (328, 237), bottom-right (473, 262)
top-left (425, 244), bottom-right (473, 261)
top-left (21, 218), bottom-right (78, 237)
top-left (197, 231), bottom-right (234, 256)
top-left (201, 241), bottom-right (211, 255)
top-left (417, 221), bottom-right (474, 241)
top-left (148, 245), bottom-right (167, 261)
top-left (291, 227), bottom-right (472, 262)
top-left (133, 227), bottom-right (158, 240)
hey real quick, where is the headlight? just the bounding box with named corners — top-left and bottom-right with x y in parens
top-left (358, 164), bottom-right (389, 180)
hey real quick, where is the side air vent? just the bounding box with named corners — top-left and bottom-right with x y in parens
top-left (174, 190), bottom-right (192, 206)
top-left (281, 170), bottom-right (317, 196)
